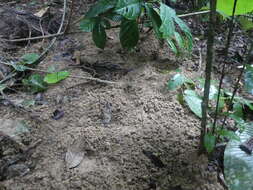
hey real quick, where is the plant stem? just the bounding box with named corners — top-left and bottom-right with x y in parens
top-left (199, 0), bottom-right (217, 154)
top-left (221, 40), bottom-right (253, 129)
top-left (212, 0), bottom-right (238, 134)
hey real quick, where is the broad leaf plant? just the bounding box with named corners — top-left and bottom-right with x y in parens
top-left (80, 0), bottom-right (193, 53)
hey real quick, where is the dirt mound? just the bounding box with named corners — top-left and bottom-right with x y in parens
top-left (0, 29), bottom-right (224, 189)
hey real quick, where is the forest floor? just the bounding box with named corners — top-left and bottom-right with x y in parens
top-left (0, 1), bottom-right (249, 190)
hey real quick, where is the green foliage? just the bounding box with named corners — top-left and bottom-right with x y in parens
top-left (80, 18), bottom-right (96, 32)
top-left (217, 128), bottom-right (240, 141)
top-left (145, 3), bottom-right (162, 38)
top-left (115, 0), bottom-right (141, 20)
top-left (184, 89), bottom-right (202, 118)
top-left (168, 72), bottom-right (253, 153)
top-left (217, 0), bottom-right (253, 16)
top-left (22, 74), bottom-right (47, 93)
top-left (7, 53), bottom-right (40, 72)
top-left (85, 0), bottom-right (117, 19)
top-left (92, 19), bottom-right (107, 49)
top-left (80, 0), bottom-right (193, 53)
top-left (167, 73), bottom-right (193, 90)
top-left (12, 53), bottom-right (70, 93)
top-left (204, 133), bottom-right (216, 153)
top-left (238, 17), bottom-right (253, 31)
top-left (44, 71), bottom-right (70, 84)
top-left (120, 19), bottom-right (139, 49)
top-left (244, 65), bottom-right (253, 95)
top-left (20, 53), bottom-right (40, 64)
top-left (224, 124), bottom-right (253, 190)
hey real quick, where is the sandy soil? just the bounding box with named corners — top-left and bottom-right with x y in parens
top-left (0, 27), bottom-right (225, 190)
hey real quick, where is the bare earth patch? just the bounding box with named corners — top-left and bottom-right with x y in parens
top-left (0, 29), bottom-right (224, 190)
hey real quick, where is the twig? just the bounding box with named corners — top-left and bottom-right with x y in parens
top-left (30, 0), bottom-right (67, 65)
top-left (17, 66), bottom-right (119, 85)
top-left (178, 10), bottom-right (210, 18)
top-left (64, 0), bottom-right (75, 33)
top-left (70, 75), bottom-right (119, 85)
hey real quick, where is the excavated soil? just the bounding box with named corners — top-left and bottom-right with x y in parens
top-left (0, 28), bottom-right (225, 190)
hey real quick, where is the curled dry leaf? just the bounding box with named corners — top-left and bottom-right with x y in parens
top-left (65, 140), bottom-right (84, 169)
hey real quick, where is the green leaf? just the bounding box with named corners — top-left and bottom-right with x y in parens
top-left (204, 133), bottom-right (216, 153)
top-left (44, 71), bottom-right (70, 84)
top-left (22, 74), bottom-right (47, 93)
top-left (85, 0), bottom-right (116, 18)
top-left (239, 98), bottom-right (253, 111)
top-left (177, 91), bottom-right (184, 105)
top-left (12, 64), bottom-right (30, 71)
top-left (217, 0), bottom-right (253, 16)
top-left (92, 21), bottom-right (107, 49)
top-left (101, 19), bottom-right (111, 28)
top-left (239, 16), bottom-right (253, 31)
top-left (120, 19), bottom-right (139, 49)
top-left (166, 38), bottom-right (178, 54)
top-left (224, 124), bottom-right (253, 190)
top-left (145, 3), bottom-right (162, 39)
top-left (80, 18), bottom-right (96, 32)
top-left (229, 114), bottom-right (248, 131)
top-left (115, 0), bottom-right (141, 20)
top-left (159, 3), bottom-right (176, 38)
top-left (174, 32), bottom-right (184, 49)
top-left (184, 90), bottom-right (202, 118)
top-left (209, 84), bottom-right (218, 100)
top-left (217, 129), bottom-right (240, 141)
top-left (167, 73), bottom-right (193, 90)
top-left (173, 16), bottom-right (193, 51)
top-left (233, 102), bottom-right (244, 118)
top-left (105, 12), bottom-right (124, 22)
top-left (244, 65), bottom-right (253, 95)
top-left (21, 53), bottom-right (39, 64)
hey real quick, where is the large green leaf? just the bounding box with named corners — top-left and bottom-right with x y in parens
top-left (21, 53), bottom-right (39, 64)
top-left (80, 18), bottom-right (96, 32)
top-left (217, 0), bottom-right (253, 16)
top-left (224, 124), bottom-right (253, 190)
top-left (173, 16), bottom-right (193, 51)
top-left (22, 74), bottom-right (47, 93)
top-left (44, 71), bottom-right (70, 84)
top-left (159, 3), bottom-right (176, 38)
top-left (85, 0), bottom-right (116, 18)
top-left (120, 19), bottom-right (139, 49)
top-left (244, 65), bottom-right (253, 95)
top-left (115, 0), bottom-right (141, 20)
top-left (217, 129), bottom-right (240, 141)
top-left (184, 90), bottom-right (202, 118)
top-left (92, 21), bottom-right (107, 49)
top-left (167, 73), bottom-right (193, 90)
top-left (233, 102), bottom-right (244, 118)
top-left (145, 3), bottom-right (162, 39)
top-left (204, 133), bottom-right (216, 153)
